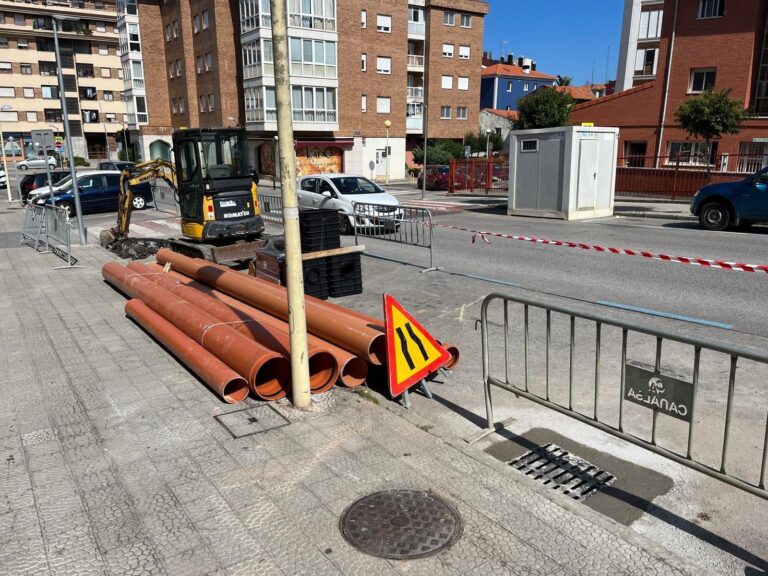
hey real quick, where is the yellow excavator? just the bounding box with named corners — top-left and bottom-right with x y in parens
top-left (100, 127), bottom-right (266, 262)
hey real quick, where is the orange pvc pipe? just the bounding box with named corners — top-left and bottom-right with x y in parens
top-left (440, 342), bottom-right (460, 370)
top-left (102, 262), bottom-right (290, 400)
top-left (155, 249), bottom-right (387, 365)
top-left (126, 261), bottom-right (339, 393)
top-left (143, 262), bottom-right (368, 388)
top-left (125, 300), bottom-right (250, 403)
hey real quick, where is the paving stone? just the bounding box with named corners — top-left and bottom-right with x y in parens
top-left (103, 539), bottom-right (165, 576)
top-left (162, 547), bottom-right (222, 576)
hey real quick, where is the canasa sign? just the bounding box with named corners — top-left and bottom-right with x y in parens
top-left (623, 363), bottom-right (694, 422)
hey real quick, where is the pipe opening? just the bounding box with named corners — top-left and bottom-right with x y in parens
top-left (443, 345), bottom-right (460, 370)
top-left (252, 356), bottom-right (291, 401)
top-left (309, 352), bottom-right (338, 394)
top-left (339, 357), bottom-right (368, 388)
top-left (221, 377), bottom-right (250, 404)
top-left (368, 334), bottom-right (387, 366)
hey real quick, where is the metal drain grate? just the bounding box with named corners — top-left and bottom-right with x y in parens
top-left (214, 404), bottom-right (290, 438)
top-left (0, 231), bottom-right (25, 249)
top-left (340, 490), bottom-right (463, 560)
top-left (508, 443), bottom-right (615, 501)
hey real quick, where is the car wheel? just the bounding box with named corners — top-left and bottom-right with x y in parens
top-left (132, 195), bottom-right (147, 210)
top-left (339, 212), bottom-right (353, 235)
top-left (699, 202), bottom-right (731, 231)
top-left (19, 165), bottom-right (28, 171)
top-left (58, 202), bottom-right (74, 218)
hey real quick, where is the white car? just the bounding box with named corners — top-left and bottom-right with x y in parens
top-left (16, 155), bottom-right (58, 171)
top-left (297, 174), bottom-right (402, 234)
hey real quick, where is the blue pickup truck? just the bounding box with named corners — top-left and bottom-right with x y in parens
top-left (691, 168), bottom-right (768, 231)
top-left (36, 171), bottom-right (152, 217)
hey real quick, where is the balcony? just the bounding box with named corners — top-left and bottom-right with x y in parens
top-left (406, 117), bottom-right (423, 132)
top-left (406, 86), bottom-right (423, 101)
top-left (408, 21), bottom-right (425, 36)
top-left (407, 54), bottom-right (424, 70)
top-left (125, 112), bottom-right (148, 124)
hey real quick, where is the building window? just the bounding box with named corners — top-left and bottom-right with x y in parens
top-left (376, 14), bottom-right (391, 33)
top-left (0, 37), bottom-right (6, 48)
top-left (165, 24), bottom-right (171, 41)
top-left (522, 140), bottom-right (539, 152)
top-left (96, 21), bottom-right (106, 32)
top-left (196, 55), bottom-right (204, 74)
top-left (376, 56), bottom-right (391, 74)
top-left (171, 98), bottom-right (177, 114)
top-left (376, 96), bottom-right (390, 114)
top-left (105, 113), bottom-right (116, 123)
top-left (443, 12), bottom-right (455, 26)
top-left (128, 23), bottom-right (140, 52)
top-left (99, 44), bottom-right (108, 55)
top-left (291, 86), bottom-right (336, 122)
top-left (205, 53), bottom-right (212, 71)
top-left (289, 38), bottom-right (336, 78)
top-left (361, 95), bottom-right (366, 112)
top-left (168, 62), bottom-right (175, 78)
top-left (44, 109), bottom-right (62, 123)
top-left (208, 94), bottom-right (215, 111)
top-left (668, 141), bottom-right (718, 165)
top-left (17, 39), bottom-right (28, 50)
top-left (202, 10), bottom-right (209, 29)
top-left (459, 45), bottom-right (470, 59)
top-left (199, 95), bottom-right (207, 112)
top-left (634, 48), bottom-right (658, 76)
top-left (523, 82), bottom-right (529, 92)
top-left (172, 20), bottom-right (179, 38)
top-left (457, 106), bottom-right (468, 120)
top-left (442, 44), bottom-right (454, 58)
top-left (179, 97), bottom-right (185, 113)
top-left (440, 105), bottom-right (452, 119)
top-left (0, 13), bottom-right (5, 25)
top-left (690, 68), bottom-right (715, 93)
top-left (101, 67), bottom-right (111, 78)
top-left (14, 14), bottom-right (24, 25)
top-left (42, 85), bottom-right (59, 99)
top-left (193, 14), bottom-right (200, 33)
top-left (457, 77), bottom-right (469, 90)
top-left (26, 111), bottom-right (38, 122)
top-left (23, 87), bottom-right (33, 98)
top-left (638, 9), bottom-right (663, 40)
top-left (0, 62), bottom-right (11, 74)
top-left (441, 75), bottom-right (453, 89)
top-left (20, 63), bottom-right (31, 75)
top-left (104, 91), bottom-right (114, 101)
top-left (361, 9), bottom-right (366, 28)
top-left (506, 81), bottom-right (513, 92)
top-left (460, 14), bottom-right (471, 27)
top-left (361, 52), bottom-right (367, 71)
top-left (0, 109), bottom-right (16, 122)
top-left (175, 59), bottom-right (182, 76)
top-left (0, 87), bottom-right (13, 97)
top-left (698, 0), bottom-right (723, 19)
top-left (288, 0), bottom-right (336, 31)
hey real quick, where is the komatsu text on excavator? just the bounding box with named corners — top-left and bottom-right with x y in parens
top-left (100, 127), bottom-right (266, 262)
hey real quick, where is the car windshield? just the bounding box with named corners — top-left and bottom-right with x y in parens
top-left (329, 177), bottom-right (384, 195)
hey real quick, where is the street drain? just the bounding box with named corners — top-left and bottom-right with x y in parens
top-left (340, 490), bottom-right (462, 560)
top-left (0, 231), bottom-right (26, 249)
top-left (508, 443), bottom-right (615, 501)
top-left (214, 405), bottom-right (290, 438)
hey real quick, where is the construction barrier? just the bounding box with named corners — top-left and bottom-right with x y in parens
top-left (352, 202), bottom-right (436, 271)
top-left (20, 205), bottom-right (47, 251)
top-left (20, 205), bottom-right (79, 268)
top-left (258, 193), bottom-right (284, 224)
top-left (152, 182), bottom-right (180, 215)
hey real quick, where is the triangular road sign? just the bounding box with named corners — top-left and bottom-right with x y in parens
top-left (384, 294), bottom-right (451, 397)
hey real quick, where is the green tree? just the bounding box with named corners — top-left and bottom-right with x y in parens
top-left (463, 131), bottom-right (504, 156)
top-left (515, 89), bottom-right (574, 130)
top-left (556, 75), bottom-right (573, 86)
top-left (412, 139), bottom-right (466, 165)
top-left (674, 88), bottom-right (750, 182)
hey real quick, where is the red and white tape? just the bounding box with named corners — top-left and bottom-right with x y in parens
top-left (431, 222), bottom-right (768, 273)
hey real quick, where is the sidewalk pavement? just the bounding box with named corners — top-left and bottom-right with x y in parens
top-left (0, 207), bottom-right (704, 576)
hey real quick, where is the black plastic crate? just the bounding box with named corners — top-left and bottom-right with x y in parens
top-left (327, 253), bottom-right (362, 297)
top-left (299, 208), bottom-right (341, 252)
top-left (251, 242), bottom-right (329, 299)
top-left (300, 258), bottom-right (329, 300)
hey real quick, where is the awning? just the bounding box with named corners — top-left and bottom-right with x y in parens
top-left (294, 138), bottom-right (355, 150)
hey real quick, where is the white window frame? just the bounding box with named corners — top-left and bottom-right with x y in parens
top-left (459, 45), bottom-right (470, 60)
top-left (361, 9), bottom-right (366, 28)
top-left (376, 14), bottom-right (391, 33)
top-left (0, 86), bottom-right (13, 97)
top-left (175, 59), bottom-right (182, 76)
top-left (199, 95), bottom-right (207, 112)
top-left (172, 20), bottom-right (179, 38)
top-left (193, 14), bottom-right (200, 33)
top-left (521, 140), bottom-right (539, 153)
top-left (361, 52), bottom-right (367, 72)
top-left (457, 76), bottom-right (469, 91)
top-left (361, 95), bottom-right (367, 112)
top-left (26, 111), bottom-right (37, 122)
top-left (460, 14), bottom-right (471, 27)
top-left (171, 98), bottom-right (177, 114)
top-left (689, 68), bottom-right (716, 93)
top-left (17, 38), bottom-right (28, 50)
top-left (168, 62), bottom-right (174, 78)
top-left (638, 9), bottom-right (663, 40)
top-left (100, 67), bottom-right (111, 78)
top-left (441, 75), bottom-right (453, 89)
top-left (205, 53), bottom-right (212, 71)
top-left (23, 87), bottom-right (33, 98)
top-left (179, 97), bottom-right (185, 113)
top-left (165, 24), bottom-right (171, 41)
top-left (443, 11), bottom-right (455, 26)
top-left (196, 55), bottom-right (204, 74)
top-left (523, 82), bottom-right (529, 92)
top-left (208, 94), bottom-right (215, 112)
top-left (376, 56), bottom-right (391, 75)
top-left (506, 81), bottom-right (513, 92)
top-left (98, 44), bottom-right (108, 55)
top-left (202, 9), bottom-right (209, 29)
top-left (376, 96), bottom-right (390, 114)
top-left (440, 105), bottom-right (451, 119)
top-left (456, 106), bottom-right (468, 120)
top-left (442, 43), bottom-right (454, 58)
top-left (667, 141), bottom-right (716, 166)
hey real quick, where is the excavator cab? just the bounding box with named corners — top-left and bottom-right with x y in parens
top-left (172, 128), bottom-right (264, 242)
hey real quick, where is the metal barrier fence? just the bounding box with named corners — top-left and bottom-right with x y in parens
top-left (20, 204), bottom-right (47, 251)
top-left (475, 292), bottom-right (768, 500)
top-left (448, 159), bottom-right (509, 196)
top-left (352, 202), bottom-right (435, 271)
top-left (258, 193), bottom-right (284, 224)
top-left (152, 182), bottom-right (180, 215)
top-left (43, 204), bottom-right (79, 267)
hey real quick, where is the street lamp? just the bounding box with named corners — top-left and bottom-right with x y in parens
top-left (0, 104), bottom-right (12, 201)
top-left (52, 14), bottom-right (86, 245)
top-left (485, 128), bottom-right (493, 160)
top-left (384, 119), bottom-right (391, 185)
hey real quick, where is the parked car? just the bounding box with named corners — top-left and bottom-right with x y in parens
top-left (16, 155), bottom-right (58, 171)
top-left (690, 167), bottom-right (768, 231)
top-left (36, 171), bottom-right (152, 217)
top-left (20, 171), bottom-right (70, 203)
top-left (297, 174), bottom-right (401, 234)
top-left (98, 161), bottom-right (135, 172)
top-left (417, 165), bottom-right (467, 191)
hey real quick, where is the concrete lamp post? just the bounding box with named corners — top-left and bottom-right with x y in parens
top-left (485, 128), bottom-right (493, 159)
top-left (0, 104), bottom-right (12, 201)
top-left (384, 119), bottom-right (391, 185)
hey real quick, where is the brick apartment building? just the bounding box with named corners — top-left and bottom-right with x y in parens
top-left (0, 0), bottom-right (127, 160)
top-left (130, 0), bottom-right (488, 179)
top-left (571, 0), bottom-right (768, 173)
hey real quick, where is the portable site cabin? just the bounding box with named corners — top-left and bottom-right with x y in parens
top-left (508, 126), bottom-right (619, 220)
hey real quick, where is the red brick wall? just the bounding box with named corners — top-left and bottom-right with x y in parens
top-left (138, 0), bottom-right (172, 128)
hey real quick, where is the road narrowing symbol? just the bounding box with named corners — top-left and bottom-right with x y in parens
top-left (384, 294), bottom-right (450, 397)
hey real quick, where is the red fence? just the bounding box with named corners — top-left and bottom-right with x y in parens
top-left (448, 158), bottom-right (509, 196)
top-left (616, 154), bottom-right (765, 200)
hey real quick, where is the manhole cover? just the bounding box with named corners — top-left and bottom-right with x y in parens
top-left (340, 490), bottom-right (462, 560)
top-left (214, 405), bottom-right (290, 438)
top-left (509, 443), bottom-right (615, 501)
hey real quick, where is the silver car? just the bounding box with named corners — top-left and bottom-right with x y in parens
top-left (16, 155), bottom-right (58, 171)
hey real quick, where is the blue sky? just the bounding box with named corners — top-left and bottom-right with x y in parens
top-left (483, 0), bottom-right (625, 85)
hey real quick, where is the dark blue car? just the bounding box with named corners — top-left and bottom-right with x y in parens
top-left (37, 172), bottom-right (152, 217)
top-left (690, 168), bottom-right (768, 230)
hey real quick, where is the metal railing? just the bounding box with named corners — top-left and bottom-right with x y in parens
top-left (475, 292), bottom-right (768, 500)
top-left (151, 182), bottom-right (179, 215)
top-left (257, 193), bottom-right (284, 224)
top-left (20, 205), bottom-right (79, 267)
top-left (20, 204), bottom-right (47, 251)
top-left (407, 54), bottom-right (425, 67)
top-left (352, 202), bottom-right (435, 271)
top-left (449, 159), bottom-right (509, 196)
